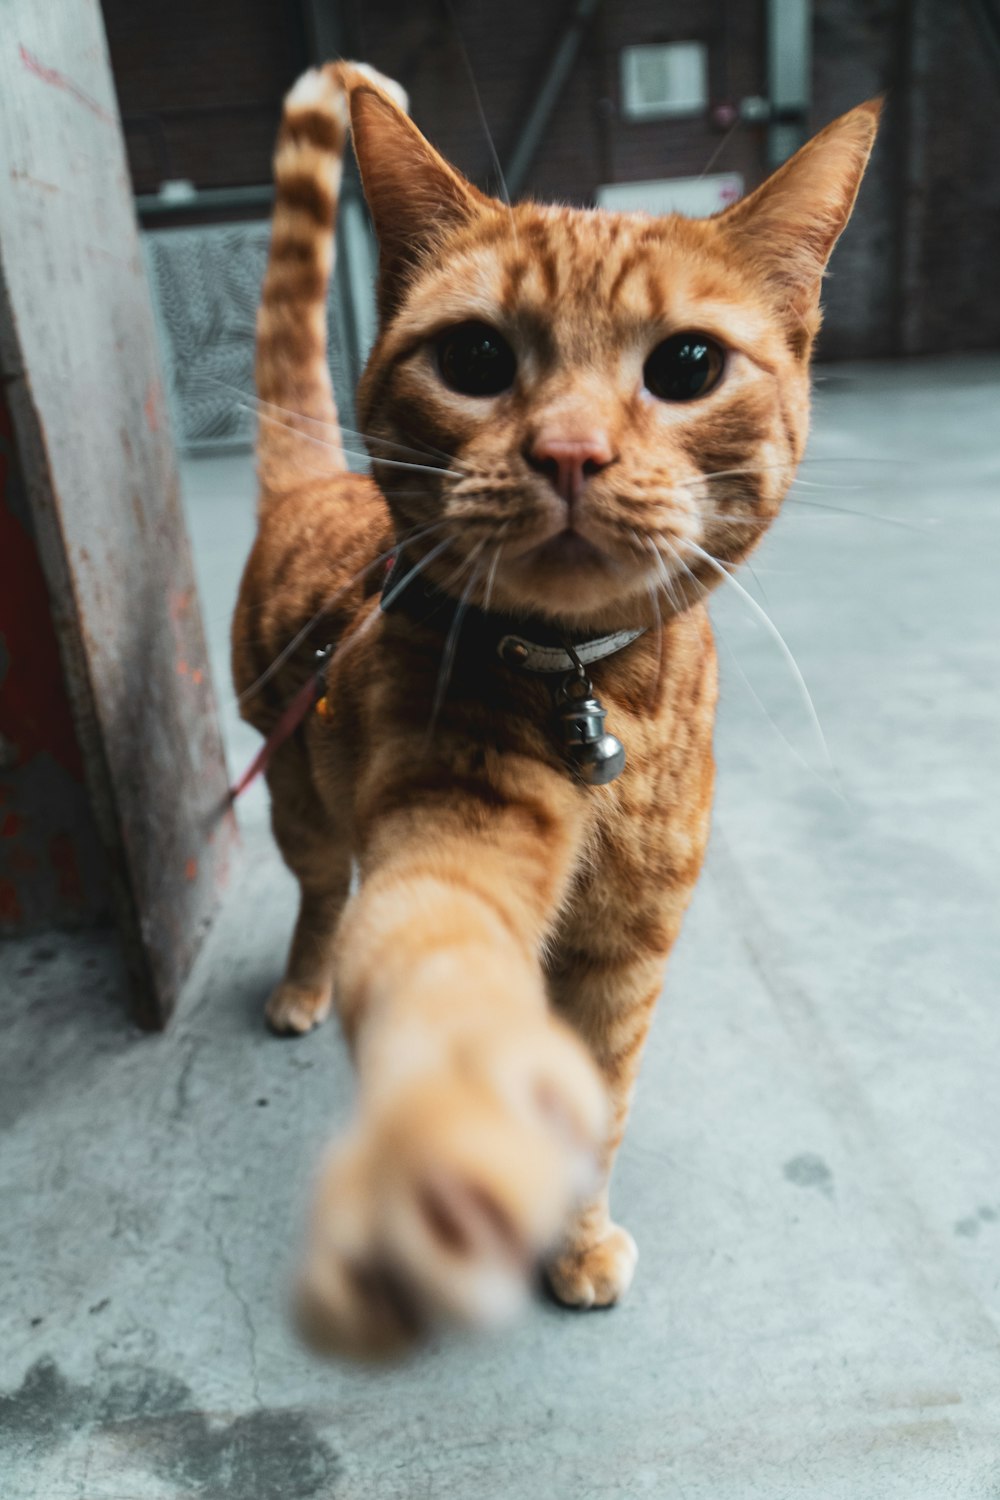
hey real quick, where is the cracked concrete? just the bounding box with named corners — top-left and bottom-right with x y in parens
top-left (2, 356), bottom-right (999, 1497)
top-left (193, 1096), bottom-right (264, 1410)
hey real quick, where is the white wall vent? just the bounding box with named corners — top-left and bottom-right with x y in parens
top-left (620, 42), bottom-right (708, 121)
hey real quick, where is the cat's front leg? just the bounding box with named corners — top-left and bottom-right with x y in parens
top-left (544, 945), bottom-right (669, 1308)
top-left (296, 774), bottom-right (606, 1357)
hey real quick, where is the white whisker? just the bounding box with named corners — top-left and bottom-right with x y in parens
top-left (693, 491), bottom-right (932, 533)
top-left (645, 574), bottom-right (664, 692)
top-left (693, 464), bottom-right (795, 487)
top-left (788, 476), bottom-right (862, 492)
top-left (381, 534), bottom-right (457, 612)
top-left (368, 451), bottom-right (465, 480)
top-left (245, 404), bottom-right (464, 479)
top-left (233, 522), bottom-right (449, 709)
top-left (209, 374), bottom-right (465, 470)
top-left (441, 0), bottom-right (519, 245)
top-left (712, 604), bottom-right (824, 781)
top-left (783, 494), bottom-right (929, 531)
top-left (643, 534), bottom-right (686, 615)
top-left (742, 555), bottom-right (770, 605)
top-left (482, 525), bottom-right (509, 613)
top-left (427, 546), bottom-right (487, 740)
top-left (680, 539), bottom-right (842, 790)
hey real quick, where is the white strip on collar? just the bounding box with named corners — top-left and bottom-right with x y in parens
top-left (496, 628), bottom-right (646, 674)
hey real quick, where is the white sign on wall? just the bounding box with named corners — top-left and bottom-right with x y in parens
top-left (597, 173), bottom-right (744, 219)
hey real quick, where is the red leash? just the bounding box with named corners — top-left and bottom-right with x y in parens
top-left (230, 554), bottom-right (396, 800)
top-left (229, 647), bottom-right (332, 801)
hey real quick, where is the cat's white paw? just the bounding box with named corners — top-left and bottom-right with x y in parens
top-left (546, 1223), bottom-right (639, 1309)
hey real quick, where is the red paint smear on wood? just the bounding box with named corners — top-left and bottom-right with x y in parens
top-left (169, 589), bottom-right (193, 622)
top-left (144, 382), bottom-right (161, 433)
top-left (50, 832), bottom-right (84, 908)
top-left (184, 858), bottom-right (198, 882)
top-left (19, 44), bottom-right (115, 126)
top-left (0, 393), bottom-right (86, 781)
top-left (0, 878), bottom-right (23, 924)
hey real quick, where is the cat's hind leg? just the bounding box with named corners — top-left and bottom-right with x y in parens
top-left (264, 742), bottom-right (352, 1035)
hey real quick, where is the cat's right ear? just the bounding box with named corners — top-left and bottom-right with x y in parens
top-left (349, 83), bottom-right (490, 315)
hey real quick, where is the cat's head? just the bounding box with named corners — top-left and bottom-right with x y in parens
top-left (352, 84), bottom-right (879, 629)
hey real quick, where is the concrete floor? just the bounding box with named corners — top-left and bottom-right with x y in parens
top-left (2, 356), bottom-right (999, 1498)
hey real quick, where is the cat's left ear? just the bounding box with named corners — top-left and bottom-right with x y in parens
top-left (718, 99), bottom-right (881, 337)
top-left (349, 82), bottom-right (492, 315)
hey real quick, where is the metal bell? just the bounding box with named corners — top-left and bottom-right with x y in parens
top-left (574, 731), bottom-right (627, 785)
top-left (554, 672), bottom-right (626, 786)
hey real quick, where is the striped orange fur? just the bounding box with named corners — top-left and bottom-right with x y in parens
top-left (233, 63), bottom-right (879, 1356)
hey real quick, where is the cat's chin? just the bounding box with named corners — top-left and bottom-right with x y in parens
top-left (498, 529), bottom-right (648, 623)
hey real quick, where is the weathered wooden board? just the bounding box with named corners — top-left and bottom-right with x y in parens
top-left (0, 0), bottom-right (237, 1026)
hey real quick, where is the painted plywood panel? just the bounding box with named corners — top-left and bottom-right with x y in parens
top-left (0, 389), bottom-right (110, 930)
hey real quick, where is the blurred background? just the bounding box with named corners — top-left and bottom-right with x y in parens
top-left (105, 0), bottom-right (1000, 447)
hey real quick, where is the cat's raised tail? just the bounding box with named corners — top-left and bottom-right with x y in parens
top-left (254, 63), bottom-right (407, 493)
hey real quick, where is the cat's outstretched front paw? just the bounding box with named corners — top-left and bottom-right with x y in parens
top-left (295, 1017), bottom-right (606, 1358)
top-left (546, 1223), bottom-right (638, 1309)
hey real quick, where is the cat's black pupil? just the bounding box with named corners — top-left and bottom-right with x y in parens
top-left (643, 333), bottom-right (723, 402)
top-left (437, 321), bottom-right (516, 397)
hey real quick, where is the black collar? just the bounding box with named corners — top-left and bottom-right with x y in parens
top-left (381, 551), bottom-right (646, 675)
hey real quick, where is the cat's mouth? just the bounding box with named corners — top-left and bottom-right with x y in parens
top-left (514, 527), bottom-right (611, 573)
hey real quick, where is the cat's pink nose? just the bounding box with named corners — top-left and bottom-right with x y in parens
top-left (526, 432), bottom-right (614, 507)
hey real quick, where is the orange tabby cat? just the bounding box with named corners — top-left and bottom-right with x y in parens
top-left (232, 62), bottom-right (879, 1356)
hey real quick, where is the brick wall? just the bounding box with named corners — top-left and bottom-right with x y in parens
top-left (101, 0), bottom-right (1000, 358)
top-left (102, 0), bottom-right (308, 193)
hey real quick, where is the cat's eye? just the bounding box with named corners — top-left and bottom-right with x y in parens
top-left (643, 333), bottom-right (725, 403)
top-left (436, 321), bottom-right (516, 397)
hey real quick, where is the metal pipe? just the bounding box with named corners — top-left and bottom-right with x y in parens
top-left (136, 184), bottom-right (274, 217)
top-left (895, 0), bottom-right (931, 354)
top-left (504, 0), bottom-right (603, 200)
top-left (136, 179), bottom-right (372, 221)
top-left (766, 0), bottom-right (812, 166)
top-left (959, 0), bottom-right (1000, 84)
